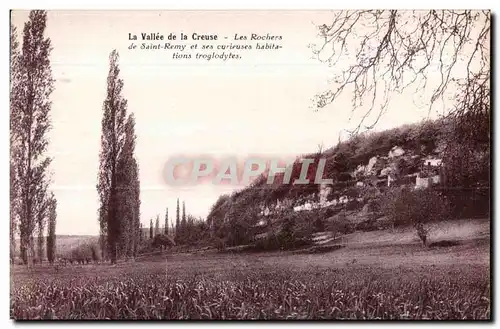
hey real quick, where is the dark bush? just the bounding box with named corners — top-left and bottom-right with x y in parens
top-left (355, 219), bottom-right (379, 232)
top-left (345, 199), bottom-right (362, 211)
top-left (321, 206), bottom-right (339, 218)
top-left (152, 234), bottom-right (175, 249)
top-left (314, 217), bottom-right (325, 232)
top-left (429, 240), bottom-right (460, 248)
top-left (326, 214), bottom-right (354, 238)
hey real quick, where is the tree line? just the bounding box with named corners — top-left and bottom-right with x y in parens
top-left (141, 198), bottom-right (209, 249)
top-left (10, 11), bottom-right (57, 266)
top-left (10, 11), bottom-right (144, 266)
top-left (11, 12), bottom-right (206, 264)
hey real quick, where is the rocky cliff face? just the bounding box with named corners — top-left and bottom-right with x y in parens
top-left (257, 145), bottom-right (443, 219)
top-left (207, 119), bottom-right (451, 237)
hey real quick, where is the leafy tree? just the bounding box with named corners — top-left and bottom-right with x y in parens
top-left (278, 216), bottom-right (296, 249)
top-left (96, 50), bottom-right (129, 264)
top-left (152, 234), bottom-right (176, 250)
top-left (222, 202), bottom-right (254, 247)
top-left (381, 187), bottom-right (451, 246)
top-left (70, 243), bottom-right (99, 264)
top-left (90, 244), bottom-right (101, 263)
top-left (440, 82), bottom-right (490, 218)
top-left (149, 218), bottom-right (153, 240)
top-left (11, 11), bottom-right (54, 267)
top-left (326, 213), bottom-right (352, 240)
top-left (443, 84), bottom-right (489, 188)
top-left (207, 194), bottom-right (230, 233)
top-left (333, 152), bottom-right (349, 173)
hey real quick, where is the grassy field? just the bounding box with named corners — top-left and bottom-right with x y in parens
top-left (11, 228), bottom-right (490, 320)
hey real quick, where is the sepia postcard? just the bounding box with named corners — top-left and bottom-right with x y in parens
top-left (9, 10), bottom-right (491, 320)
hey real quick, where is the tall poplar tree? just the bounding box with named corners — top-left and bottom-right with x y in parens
top-left (175, 198), bottom-right (180, 240)
top-left (11, 11), bottom-right (54, 267)
top-left (116, 113), bottom-right (140, 259)
top-left (180, 201), bottom-right (187, 242)
top-left (10, 23), bottom-right (21, 265)
top-left (96, 50), bottom-right (128, 264)
top-left (164, 208), bottom-right (169, 235)
top-left (155, 215), bottom-right (160, 236)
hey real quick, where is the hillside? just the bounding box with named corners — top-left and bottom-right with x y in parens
top-left (207, 117), bottom-right (490, 249)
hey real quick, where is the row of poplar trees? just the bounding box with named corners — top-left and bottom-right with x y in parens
top-left (147, 200), bottom-right (184, 239)
top-left (97, 50), bottom-right (141, 264)
top-left (147, 199), bottom-right (194, 244)
top-left (10, 11), bottom-right (58, 266)
top-left (174, 199), bottom-right (190, 243)
top-left (148, 207), bottom-right (171, 239)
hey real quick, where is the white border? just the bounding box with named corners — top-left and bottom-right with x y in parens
top-left (2, 1), bottom-right (498, 328)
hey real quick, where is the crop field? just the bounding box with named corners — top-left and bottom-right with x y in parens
top-left (10, 239), bottom-right (491, 320)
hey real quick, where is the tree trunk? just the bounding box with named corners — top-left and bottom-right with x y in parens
top-left (26, 236), bottom-right (34, 268)
top-left (20, 234), bottom-right (27, 264)
top-left (25, 238), bottom-right (34, 268)
top-left (108, 237), bottom-right (117, 264)
top-left (107, 181), bottom-right (118, 264)
top-left (110, 244), bottom-right (117, 264)
top-left (10, 241), bottom-right (15, 265)
top-left (37, 234), bottom-right (44, 263)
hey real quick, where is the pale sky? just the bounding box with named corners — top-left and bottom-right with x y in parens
top-left (11, 10), bottom-right (446, 235)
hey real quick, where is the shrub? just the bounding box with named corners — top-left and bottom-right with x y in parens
top-left (70, 244), bottom-right (96, 264)
top-left (152, 234), bottom-right (176, 250)
top-left (321, 206), bottom-right (339, 218)
top-left (345, 199), bottom-right (362, 211)
top-left (326, 213), bottom-right (353, 238)
top-left (381, 187), bottom-right (451, 246)
top-left (314, 217), bottom-right (325, 232)
top-left (214, 238), bottom-right (227, 251)
top-left (355, 219), bottom-right (378, 232)
top-left (277, 217), bottom-right (296, 249)
top-left (253, 233), bottom-right (281, 251)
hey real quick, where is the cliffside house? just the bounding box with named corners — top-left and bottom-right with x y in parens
top-left (424, 157), bottom-right (443, 167)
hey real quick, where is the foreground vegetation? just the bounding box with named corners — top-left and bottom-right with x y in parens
top-left (11, 250), bottom-right (490, 320)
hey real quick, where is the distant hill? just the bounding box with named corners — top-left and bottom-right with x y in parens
top-left (13, 228), bottom-right (173, 259)
top-left (54, 235), bottom-right (99, 255)
top-left (14, 235), bottom-right (98, 259)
